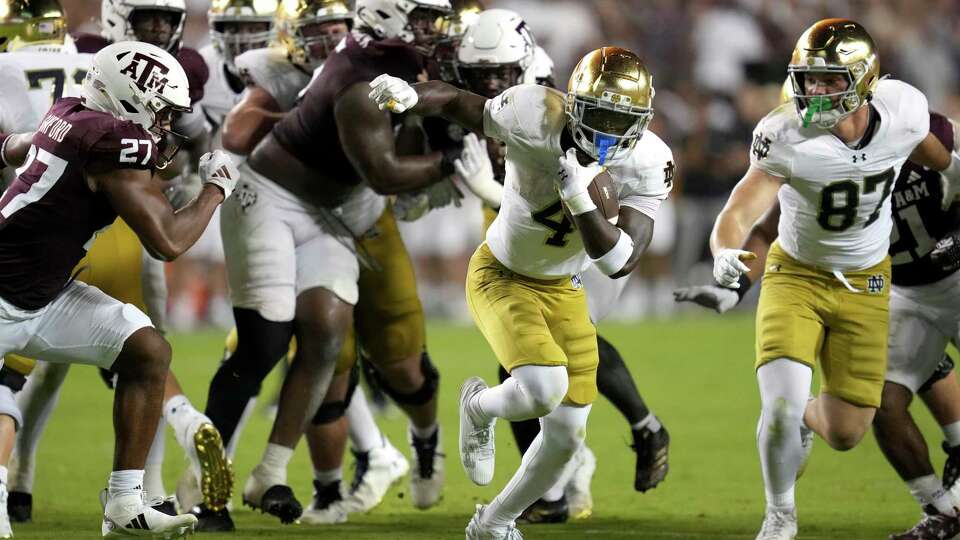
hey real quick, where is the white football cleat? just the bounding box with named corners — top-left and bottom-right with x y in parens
top-left (409, 428), bottom-right (445, 509)
top-left (565, 444), bottom-right (596, 519)
top-left (101, 491), bottom-right (197, 538)
top-left (755, 509), bottom-right (797, 540)
top-left (0, 483), bottom-right (12, 538)
top-left (341, 441), bottom-right (409, 513)
top-left (459, 378), bottom-right (495, 486)
top-left (465, 505), bottom-right (523, 540)
top-left (242, 465), bottom-right (302, 524)
top-left (300, 481), bottom-right (348, 525)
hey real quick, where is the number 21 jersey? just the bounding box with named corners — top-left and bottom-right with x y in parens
top-left (750, 79), bottom-right (929, 272)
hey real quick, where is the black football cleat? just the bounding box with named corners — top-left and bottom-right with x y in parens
top-left (191, 504), bottom-right (236, 532)
top-left (7, 491), bottom-right (31, 523)
top-left (943, 442), bottom-right (960, 490)
top-left (632, 424), bottom-right (670, 492)
top-left (889, 506), bottom-right (960, 540)
top-left (519, 496), bottom-right (569, 524)
top-left (258, 485), bottom-right (303, 524)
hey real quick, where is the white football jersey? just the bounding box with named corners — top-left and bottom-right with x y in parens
top-left (198, 44), bottom-right (246, 130)
top-left (483, 84), bottom-right (674, 279)
top-left (751, 79), bottom-right (929, 271)
top-left (0, 63), bottom-right (36, 134)
top-left (234, 47), bottom-right (313, 112)
top-left (0, 50), bottom-right (92, 124)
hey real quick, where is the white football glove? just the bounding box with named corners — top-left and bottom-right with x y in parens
top-left (556, 147), bottom-right (600, 216)
top-left (712, 248), bottom-right (756, 288)
top-left (455, 133), bottom-right (503, 208)
top-left (198, 150), bottom-right (239, 199)
top-left (368, 74), bottom-right (418, 113)
top-left (673, 284), bottom-right (740, 314)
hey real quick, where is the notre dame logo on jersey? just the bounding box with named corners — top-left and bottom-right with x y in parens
top-left (866, 273), bottom-right (885, 294)
top-left (752, 133), bottom-right (771, 161)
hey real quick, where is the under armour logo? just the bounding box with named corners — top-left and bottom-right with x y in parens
top-left (867, 273), bottom-right (885, 294)
top-left (852, 153), bottom-right (867, 163)
top-left (117, 51), bottom-right (171, 93)
top-left (752, 133), bottom-right (771, 161)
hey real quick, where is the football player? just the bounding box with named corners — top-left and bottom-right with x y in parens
top-left (0, 39), bottom-right (238, 537)
top-left (370, 45), bottom-right (674, 538)
top-left (446, 9), bottom-right (669, 524)
top-left (204, 0), bottom-right (453, 525)
top-left (675, 109), bottom-right (960, 539)
top-left (682, 19), bottom-right (960, 540)
top-left (5, 0), bottom-right (233, 525)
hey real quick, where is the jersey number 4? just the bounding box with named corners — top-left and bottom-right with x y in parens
top-left (816, 168), bottom-right (895, 231)
top-left (532, 200), bottom-right (574, 247)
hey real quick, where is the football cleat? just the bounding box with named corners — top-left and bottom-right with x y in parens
top-left (101, 491), bottom-right (197, 539)
top-left (755, 509), bottom-right (797, 540)
top-left (0, 483), bottom-right (11, 539)
top-left (632, 424), bottom-right (670, 492)
top-left (518, 496), bottom-right (569, 524)
top-left (888, 507), bottom-right (960, 540)
top-left (565, 445), bottom-right (596, 520)
top-left (189, 505), bottom-right (235, 533)
top-left (242, 469), bottom-right (302, 524)
top-left (341, 442), bottom-right (409, 513)
top-left (410, 428), bottom-right (445, 509)
top-left (182, 422), bottom-right (233, 512)
top-left (466, 504), bottom-right (523, 540)
top-left (151, 496), bottom-right (177, 517)
top-left (300, 480), bottom-right (348, 525)
top-left (942, 442), bottom-right (960, 493)
top-left (7, 491), bottom-right (30, 523)
top-left (460, 377), bottom-right (495, 486)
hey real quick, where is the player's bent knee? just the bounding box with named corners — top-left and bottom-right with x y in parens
top-left (762, 396), bottom-right (805, 433)
top-left (0, 384), bottom-right (23, 430)
top-left (513, 365), bottom-right (568, 417)
top-left (370, 351), bottom-right (439, 406)
top-left (114, 327), bottom-right (171, 378)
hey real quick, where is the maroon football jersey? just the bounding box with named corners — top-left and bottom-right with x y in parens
top-left (72, 33), bottom-right (209, 103)
top-left (890, 112), bottom-right (960, 286)
top-left (0, 98), bottom-right (157, 310)
top-left (271, 32), bottom-right (424, 187)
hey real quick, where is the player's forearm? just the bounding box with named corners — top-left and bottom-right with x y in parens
top-left (710, 208), bottom-right (752, 256)
top-left (910, 132), bottom-right (953, 172)
top-left (222, 107), bottom-right (284, 155)
top-left (365, 152), bottom-right (451, 194)
top-left (148, 185), bottom-right (223, 261)
top-left (0, 132), bottom-right (33, 169)
top-left (412, 81), bottom-right (486, 135)
top-left (575, 210), bottom-right (650, 279)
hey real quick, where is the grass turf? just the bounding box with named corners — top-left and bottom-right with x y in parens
top-left (14, 315), bottom-right (945, 538)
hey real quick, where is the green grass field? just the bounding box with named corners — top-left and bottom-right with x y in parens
top-left (12, 314), bottom-right (946, 539)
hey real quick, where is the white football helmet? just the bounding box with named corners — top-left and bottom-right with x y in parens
top-left (455, 9), bottom-right (535, 98)
top-left (355, 0), bottom-right (451, 53)
top-left (101, 0), bottom-right (186, 52)
top-left (208, 0), bottom-right (276, 71)
top-left (81, 41), bottom-right (192, 167)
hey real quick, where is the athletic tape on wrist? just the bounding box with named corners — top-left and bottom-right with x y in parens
top-left (565, 191), bottom-right (596, 216)
top-left (592, 229), bottom-right (634, 276)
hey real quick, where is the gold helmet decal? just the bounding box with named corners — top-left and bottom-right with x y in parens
top-left (788, 18), bottom-right (879, 128)
top-left (0, 0), bottom-right (65, 52)
top-left (566, 47), bottom-right (654, 165)
top-left (276, 0), bottom-right (352, 67)
top-left (208, 0), bottom-right (277, 69)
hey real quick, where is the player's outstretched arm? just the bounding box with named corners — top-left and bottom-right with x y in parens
top-left (0, 132), bottom-right (34, 169)
top-left (338, 82), bottom-right (453, 194)
top-left (222, 86), bottom-right (285, 155)
top-left (94, 151), bottom-right (238, 261)
top-left (368, 75), bottom-right (487, 135)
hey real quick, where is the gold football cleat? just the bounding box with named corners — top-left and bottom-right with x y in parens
top-left (193, 423), bottom-right (234, 512)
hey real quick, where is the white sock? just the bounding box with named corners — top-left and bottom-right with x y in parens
top-left (258, 443), bottom-right (294, 482)
top-left (410, 422), bottom-right (438, 440)
top-left (144, 418), bottom-right (167, 497)
top-left (632, 413), bottom-right (662, 433)
top-left (0, 465), bottom-right (8, 486)
top-left (163, 394), bottom-right (207, 451)
top-left (484, 404), bottom-right (591, 529)
top-left (475, 365), bottom-right (568, 423)
top-left (756, 358), bottom-right (812, 513)
top-left (10, 361), bottom-right (70, 493)
top-left (108, 470), bottom-right (144, 498)
top-left (346, 389), bottom-right (383, 453)
top-left (943, 421), bottom-right (960, 448)
top-left (314, 468), bottom-right (342, 485)
top-left (227, 397), bottom-right (257, 459)
top-left (907, 475), bottom-right (956, 515)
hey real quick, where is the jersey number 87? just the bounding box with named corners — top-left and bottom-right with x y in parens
top-left (816, 168), bottom-right (895, 231)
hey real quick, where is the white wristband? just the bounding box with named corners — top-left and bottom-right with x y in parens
top-left (592, 229), bottom-right (634, 276)
top-left (564, 191), bottom-right (596, 216)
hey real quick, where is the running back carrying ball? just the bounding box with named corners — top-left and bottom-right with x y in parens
top-left (563, 168), bottom-right (620, 224)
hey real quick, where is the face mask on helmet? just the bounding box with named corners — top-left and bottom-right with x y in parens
top-left (458, 64), bottom-right (522, 98)
top-left (298, 18), bottom-right (349, 62)
top-left (0, 0), bottom-right (67, 52)
top-left (209, 0), bottom-right (276, 69)
top-left (406, 6), bottom-right (448, 55)
top-left (788, 65), bottom-right (863, 129)
top-left (567, 96), bottom-right (652, 165)
top-left (101, 0), bottom-right (187, 53)
top-left (150, 102), bottom-right (191, 169)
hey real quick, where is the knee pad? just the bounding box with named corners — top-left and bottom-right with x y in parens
top-left (0, 366), bottom-right (27, 393)
top-left (311, 400), bottom-right (348, 425)
top-left (512, 365), bottom-right (568, 416)
top-left (371, 351), bottom-right (439, 406)
top-left (0, 383), bottom-right (23, 430)
top-left (919, 355), bottom-right (955, 394)
top-left (225, 308), bottom-right (295, 381)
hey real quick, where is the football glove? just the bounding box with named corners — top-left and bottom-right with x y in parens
top-left (931, 228), bottom-right (960, 273)
top-left (368, 74), bottom-right (418, 113)
top-left (713, 248), bottom-right (756, 288)
top-left (673, 284), bottom-right (741, 314)
top-left (455, 133), bottom-right (502, 208)
top-left (198, 150), bottom-right (239, 199)
top-left (556, 147), bottom-right (600, 216)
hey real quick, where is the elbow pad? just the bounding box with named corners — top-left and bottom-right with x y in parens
top-left (592, 229), bottom-right (634, 276)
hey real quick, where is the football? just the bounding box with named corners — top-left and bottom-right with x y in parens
top-left (564, 168), bottom-right (620, 224)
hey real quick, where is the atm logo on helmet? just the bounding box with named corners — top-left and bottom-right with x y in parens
top-left (117, 51), bottom-right (171, 93)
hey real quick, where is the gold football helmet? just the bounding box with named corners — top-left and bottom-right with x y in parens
top-left (208, 0), bottom-right (276, 69)
top-left (566, 47), bottom-right (654, 165)
top-left (0, 0), bottom-right (66, 53)
top-left (276, 0), bottom-right (352, 68)
top-left (787, 18), bottom-right (879, 129)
